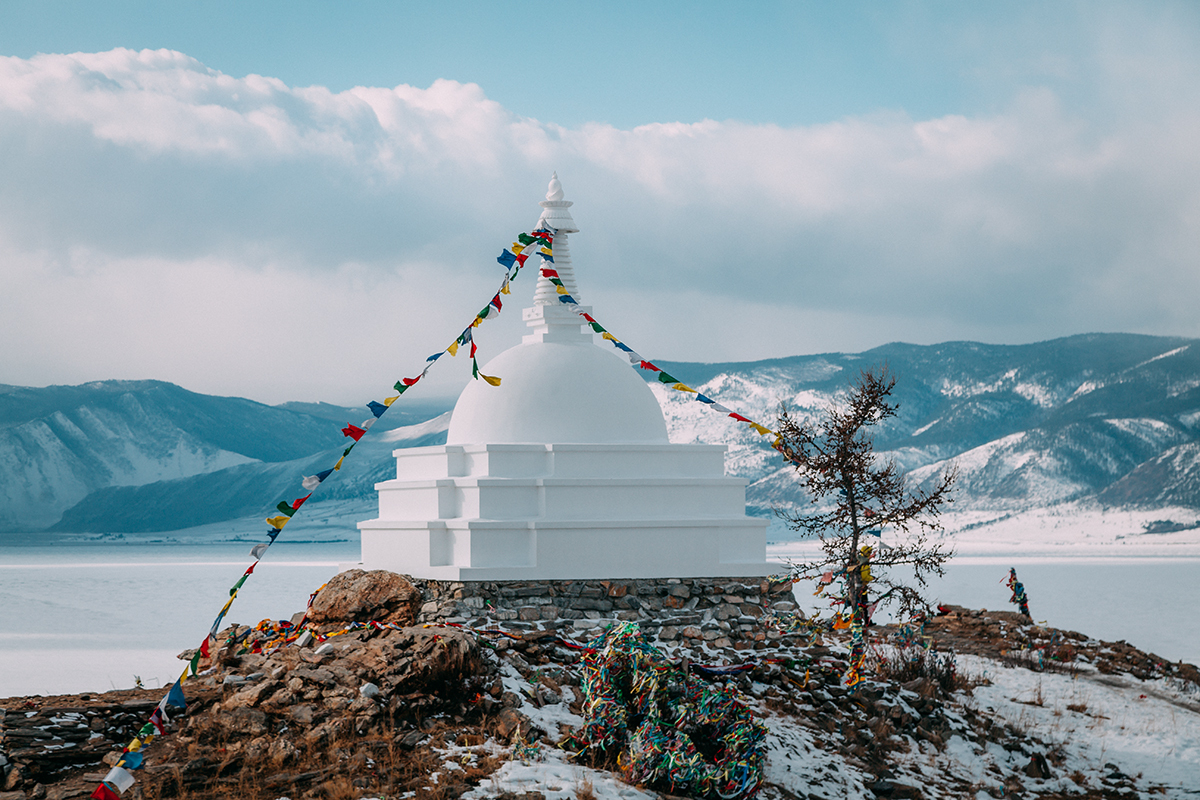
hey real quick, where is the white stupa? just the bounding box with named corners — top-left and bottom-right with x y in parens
top-left (358, 175), bottom-right (769, 581)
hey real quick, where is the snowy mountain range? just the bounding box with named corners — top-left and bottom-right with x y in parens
top-left (3, 333), bottom-right (1199, 535)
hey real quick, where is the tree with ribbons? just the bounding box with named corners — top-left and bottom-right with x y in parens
top-left (775, 367), bottom-right (956, 669)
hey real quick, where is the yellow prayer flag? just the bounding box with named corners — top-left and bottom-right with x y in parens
top-left (749, 423), bottom-right (773, 436)
top-left (480, 372), bottom-right (502, 386)
top-left (383, 396), bottom-right (399, 406)
top-left (556, 285), bottom-right (568, 294)
top-left (472, 316), bottom-right (482, 327)
top-left (601, 332), bottom-right (617, 341)
top-left (334, 457), bottom-right (345, 471)
top-left (540, 247), bottom-right (552, 255)
top-left (500, 283), bottom-right (511, 295)
top-left (672, 383), bottom-right (697, 393)
top-left (127, 738), bottom-right (142, 752)
top-left (511, 244), bottom-right (524, 254)
top-left (448, 341), bottom-right (459, 356)
top-left (266, 515), bottom-right (290, 529)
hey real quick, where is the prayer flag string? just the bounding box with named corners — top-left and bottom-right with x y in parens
top-left (89, 227), bottom-right (555, 800)
top-left (542, 267), bottom-right (786, 452)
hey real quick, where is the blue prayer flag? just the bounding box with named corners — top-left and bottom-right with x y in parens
top-left (165, 681), bottom-right (187, 709)
top-left (367, 401), bottom-right (388, 418)
top-left (497, 250), bottom-right (517, 268)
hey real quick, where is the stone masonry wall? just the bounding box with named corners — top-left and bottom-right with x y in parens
top-left (408, 577), bottom-right (800, 655)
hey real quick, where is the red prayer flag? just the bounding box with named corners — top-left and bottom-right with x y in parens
top-left (515, 253), bottom-right (528, 265)
top-left (469, 341), bottom-right (478, 358)
top-left (491, 294), bottom-right (502, 310)
top-left (291, 494), bottom-right (311, 510)
top-left (582, 313), bottom-right (596, 323)
top-left (402, 377), bottom-right (420, 386)
top-left (341, 425), bottom-right (366, 441)
top-left (244, 561), bottom-right (256, 575)
top-left (640, 361), bottom-right (660, 371)
top-left (541, 268), bottom-right (559, 278)
top-left (91, 783), bottom-right (120, 800)
top-left (729, 413), bottom-right (751, 423)
top-left (199, 637), bottom-right (211, 658)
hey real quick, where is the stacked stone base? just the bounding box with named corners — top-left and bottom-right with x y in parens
top-left (409, 576), bottom-right (799, 653)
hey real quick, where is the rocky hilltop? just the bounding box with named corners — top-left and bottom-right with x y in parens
top-left (2, 571), bottom-right (1198, 800)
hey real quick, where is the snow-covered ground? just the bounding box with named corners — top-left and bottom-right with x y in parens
top-left (452, 641), bottom-right (1200, 799)
top-left (954, 655), bottom-right (1200, 796)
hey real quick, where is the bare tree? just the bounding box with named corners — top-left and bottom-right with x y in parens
top-left (775, 366), bottom-right (957, 628)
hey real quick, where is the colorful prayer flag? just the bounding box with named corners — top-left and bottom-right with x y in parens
top-left (91, 782), bottom-right (120, 800)
top-left (497, 250), bottom-right (517, 268)
top-left (341, 424), bottom-right (365, 441)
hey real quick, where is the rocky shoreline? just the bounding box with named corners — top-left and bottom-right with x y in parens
top-left (3, 571), bottom-right (1198, 800)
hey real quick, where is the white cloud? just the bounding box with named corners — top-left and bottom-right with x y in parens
top-left (0, 41), bottom-right (1198, 403)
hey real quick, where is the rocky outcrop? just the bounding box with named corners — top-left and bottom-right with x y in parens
top-left (305, 569), bottom-right (421, 632)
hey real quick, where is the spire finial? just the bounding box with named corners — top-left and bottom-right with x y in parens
top-left (546, 171), bottom-right (564, 202)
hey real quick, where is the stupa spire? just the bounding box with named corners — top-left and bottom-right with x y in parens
top-left (523, 172), bottom-right (592, 343)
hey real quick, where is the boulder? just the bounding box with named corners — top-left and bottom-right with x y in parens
top-left (305, 570), bottom-right (421, 632)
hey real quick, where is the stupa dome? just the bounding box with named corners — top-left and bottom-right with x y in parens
top-left (447, 339), bottom-right (670, 444)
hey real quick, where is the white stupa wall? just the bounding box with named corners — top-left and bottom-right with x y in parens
top-left (358, 174), bottom-right (771, 581)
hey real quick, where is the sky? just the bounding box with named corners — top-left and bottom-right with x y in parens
top-left (1, 1), bottom-right (1198, 405)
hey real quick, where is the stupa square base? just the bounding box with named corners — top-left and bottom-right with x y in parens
top-left (358, 517), bottom-right (773, 581)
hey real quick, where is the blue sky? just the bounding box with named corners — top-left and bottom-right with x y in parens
top-left (0, 1), bottom-right (1123, 127)
top-left (1, 1), bottom-right (1198, 403)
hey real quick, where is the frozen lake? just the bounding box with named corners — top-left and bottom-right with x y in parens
top-left (0, 536), bottom-right (358, 697)
top-left (1, 535), bottom-right (1197, 697)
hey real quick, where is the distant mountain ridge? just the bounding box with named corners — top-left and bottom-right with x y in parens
top-left (4, 333), bottom-right (1199, 534)
top-left (649, 333), bottom-right (1200, 517)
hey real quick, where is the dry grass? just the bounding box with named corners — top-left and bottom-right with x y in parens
top-left (574, 774), bottom-right (597, 800)
top-left (874, 646), bottom-right (972, 696)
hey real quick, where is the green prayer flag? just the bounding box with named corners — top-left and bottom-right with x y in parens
top-left (343, 444), bottom-right (354, 456)
top-left (139, 722), bottom-right (156, 737)
top-left (589, 322), bottom-right (606, 333)
top-left (393, 381), bottom-right (409, 394)
top-left (189, 650), bottom-right (201, 676)
top-left (276, 501), bottom-right (296, 517)
top-left (658, 372), bottom-right (678, 384)
top-left (518, 233), bottom-right (536, 245)
top-left (472, 358), bottom-right (479, 379)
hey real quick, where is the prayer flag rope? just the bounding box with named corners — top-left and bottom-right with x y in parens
top-left (89, 228), bottom-right (555, 800)
top-left (542, 267), bottom-right (783, 446)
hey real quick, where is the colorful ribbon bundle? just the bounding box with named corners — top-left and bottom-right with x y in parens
top-left (1005, 568), bottom-right (1031, 618)
top-left (88, 228), bottom-right (556, 800)
top-left (562, 622), bottom-right (767, 800)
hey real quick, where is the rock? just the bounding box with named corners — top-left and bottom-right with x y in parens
top-left (1024, 752), bottom-right (1051, 779)
top-left (395, 730), bottom-right (424, 749)
top-left (359, 682), bottom-right (381, 700)
top-left (305, 569), bottom-right (421, 631)
top-left (225, 680), bottom-right (282, 709)
top-left (493, 708), bottom-right (530, 740)
top-left (4, 767), bottom-right (26, 792)
top-left (288, 704), bottom-right (319, 725)
top-left (223, 707), bottom-right (269, 737)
